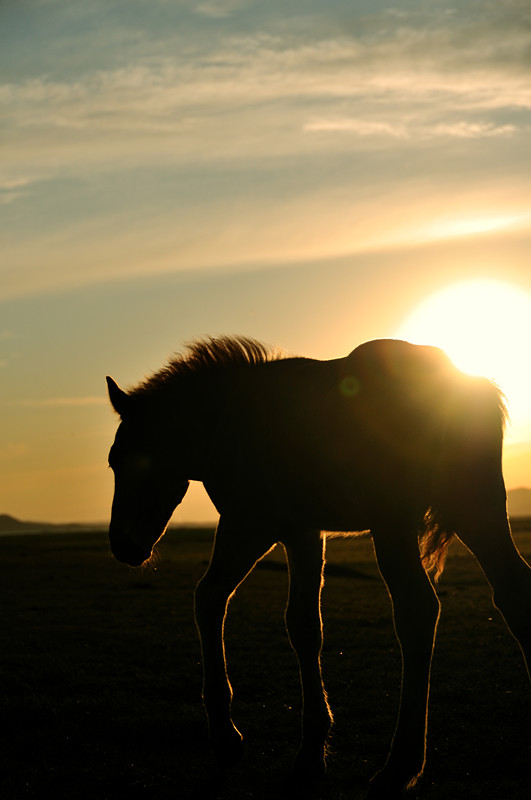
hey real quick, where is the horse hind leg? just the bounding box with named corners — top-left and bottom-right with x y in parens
top-left (282, 529), bottom-right (333, 781)
top-left (194, 517), bottom-right (276, 765)
top-left (457, 505), bottom-right (531, 682)
top-left (369, 526), bottom-right (441, 799)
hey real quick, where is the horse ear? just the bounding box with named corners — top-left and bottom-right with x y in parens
top-left (106, 376), bottom-right (129, 417)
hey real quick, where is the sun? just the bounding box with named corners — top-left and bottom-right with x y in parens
top-left (396, 280), bottom-right (531, 441)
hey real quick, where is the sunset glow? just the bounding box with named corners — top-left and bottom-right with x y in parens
top-left (2, 1), bottom-right (531, 522)
top-left (397, 281), bottom-right (531, 441)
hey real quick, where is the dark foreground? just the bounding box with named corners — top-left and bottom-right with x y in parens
top-left (1, 524), bottom-right (530, 799)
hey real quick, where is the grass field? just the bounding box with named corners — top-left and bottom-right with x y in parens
top-left (1, 524), bottom-right (530, 799)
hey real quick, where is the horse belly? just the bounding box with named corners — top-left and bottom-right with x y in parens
top-left (274, 466), bottom-right (374, 532)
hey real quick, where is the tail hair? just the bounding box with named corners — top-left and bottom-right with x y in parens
top-left (420, 376), bottom-right (508, 582)
top-left (419, 510), bottom-right (455, 582)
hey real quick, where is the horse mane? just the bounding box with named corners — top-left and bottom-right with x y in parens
top-left (130, 336), bottom-right (280, 398)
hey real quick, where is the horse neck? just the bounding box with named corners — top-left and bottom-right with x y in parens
top-left (163, 372), bottom-right (229, 482)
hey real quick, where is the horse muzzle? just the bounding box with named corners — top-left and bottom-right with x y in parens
top-left (109, 526), bottom-right (153, 567)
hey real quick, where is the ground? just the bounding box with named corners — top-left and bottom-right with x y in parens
top-left (1, 524), bottom-right (530, 799)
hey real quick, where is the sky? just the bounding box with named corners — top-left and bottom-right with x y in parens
top-left (1, 0), bottom-right (531, 524)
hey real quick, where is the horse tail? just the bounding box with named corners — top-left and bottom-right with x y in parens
top-left (419, 510), bottom-right (455, 581)
top-left (419, 374), bottom-right (508, 582)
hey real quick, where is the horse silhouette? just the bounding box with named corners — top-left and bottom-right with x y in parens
top-left (107, 337), bottom-right (531, 798)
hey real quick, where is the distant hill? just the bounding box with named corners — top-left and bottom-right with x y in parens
top-left (0, 514), bottom-right (96, 534)
top-left (0, 514), bottom-right (38, 533)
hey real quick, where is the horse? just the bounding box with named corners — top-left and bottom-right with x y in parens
top-left (106, 336), bottom-right (531, 798)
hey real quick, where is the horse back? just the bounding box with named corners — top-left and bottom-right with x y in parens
top-left (206, 340), bottom-right (506, 531)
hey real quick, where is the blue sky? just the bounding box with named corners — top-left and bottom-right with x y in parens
top-left (2, 0), bottom-right (531, 522)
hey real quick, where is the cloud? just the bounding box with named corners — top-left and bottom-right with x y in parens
top-left (2, 1), bottom-right (530, 300)
top-left (303, 118), bottom-right (519, 140)
top-left (2, 5), bottom-right (531, 177)
top-left (304, 119), bottom-right (408, 137)
top-left (2, 50), bottom-right (529, 194)
top-left (430, 122), bottom-right (518, 138)
top-left (3, 158), bottom-right (530, 305)
top-left (0, 176), bottom-right (37, 205)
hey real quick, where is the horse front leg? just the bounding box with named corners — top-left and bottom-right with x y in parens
top-left (194, 516), bottom-right (275, 765)
top-left (283, 529), bottom-right (333, 781)
top-left (369, 527), bottom-right (440, 799)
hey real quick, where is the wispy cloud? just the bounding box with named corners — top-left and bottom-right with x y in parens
top-left (2, 1), bottom-right (531, 300)
top-left (3, 7), bottom-right (531, 178)
top-left (0, 176), bottom-right (37, 205)
top-left (304, 119), bottom-right (409, 138)
top-left (304, 118), bottom-right (519, 140)
top-left (4, 39), bottom-right (530, 121)
top-left (429, 122), bottom-right (518, 139)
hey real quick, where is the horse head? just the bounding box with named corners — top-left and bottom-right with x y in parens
top-left (106, 376), bottom-right (189, 566)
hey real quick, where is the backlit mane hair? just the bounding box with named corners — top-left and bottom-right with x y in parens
top-left (131, 336), bottom-right (280, 398)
